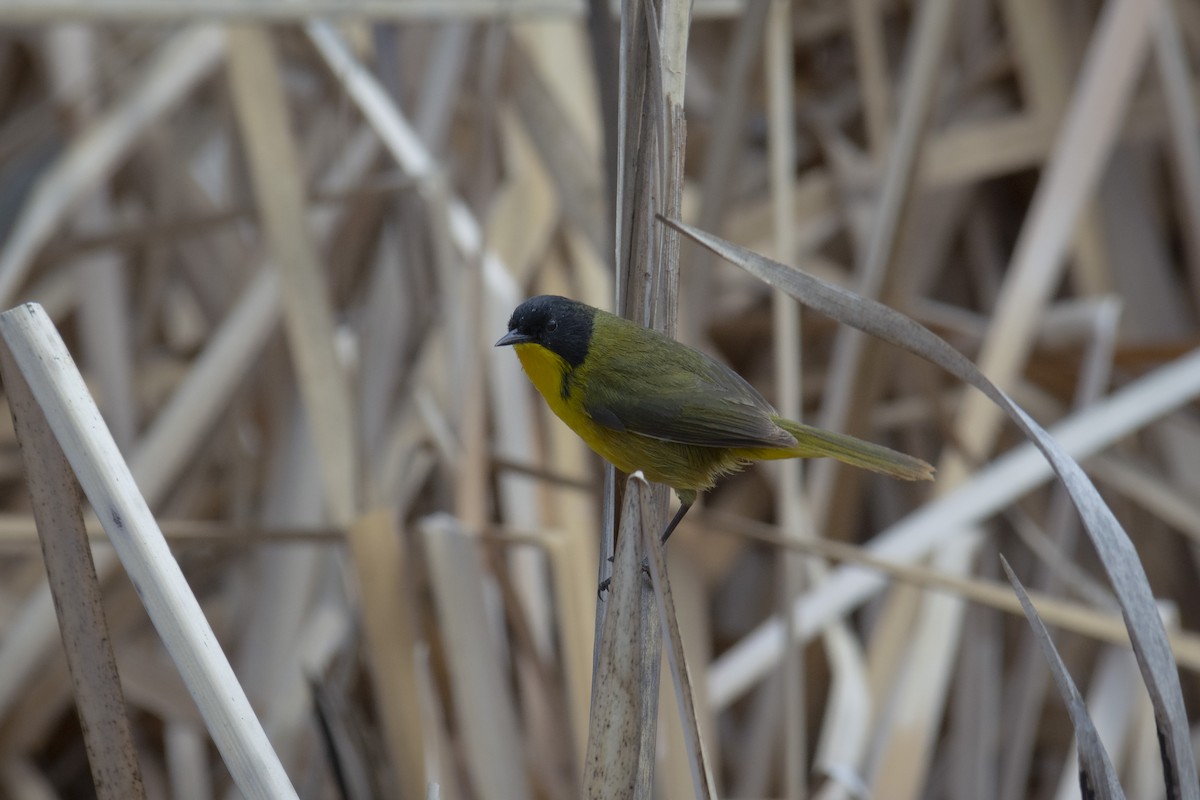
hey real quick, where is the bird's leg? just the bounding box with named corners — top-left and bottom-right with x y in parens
top-left (598, 497), bottom-right (694, 597)
top-left (659, 500), bottom-right (692, 545)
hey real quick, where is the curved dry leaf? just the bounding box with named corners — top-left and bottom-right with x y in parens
top-left (1001, 557), bottom-right (1125, 800)
top-left (663, 216), bottom-right (1199, 799)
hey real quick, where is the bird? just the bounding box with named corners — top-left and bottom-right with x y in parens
top-left (496, 295), bottom-right (934, 548)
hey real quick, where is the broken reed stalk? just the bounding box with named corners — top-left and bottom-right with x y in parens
top-left (639, 478), bottom-right (717, 799)
top-left (584, 473), bottom-right (658, 799)
top-left (0, 303), bottom-right (297, 800)
top-left (0, 339), bottom-right (145, 800)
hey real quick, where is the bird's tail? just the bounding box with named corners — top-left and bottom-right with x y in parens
top-left (767, 417), bottom-right (935, 481)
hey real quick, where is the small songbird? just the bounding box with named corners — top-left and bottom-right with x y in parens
top-left (496, 295), bottom-right (934, 544)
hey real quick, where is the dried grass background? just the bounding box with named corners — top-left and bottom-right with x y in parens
top-left (0, 1), bottom-right (1199, 798)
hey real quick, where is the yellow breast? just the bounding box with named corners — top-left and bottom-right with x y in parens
top-left (513, 342), bottom-right (572, 415)
top-left (513, 342), bottom-right (635, 472)
top-left (511, 341), bottom-right (737, 491)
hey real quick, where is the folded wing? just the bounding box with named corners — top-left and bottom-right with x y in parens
top-left (582, 339), bottom-right (796, 449)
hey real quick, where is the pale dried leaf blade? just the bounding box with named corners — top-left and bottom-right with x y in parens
top-left (420, 514), bottom-right (530, 800)
top-left (0, 303), bottom-right (297, 799)
top-left (663, 217), bottom-right (1200, 797)
top-left (1000, 557), bottom-right (1125, 800)
top-left (0, 346), bottom-right (145, 800)
top-left (704, 510), bottom-right (1200, 668)
top-left (345, 509), bottom-right (427, 799)
top-left (227, 25), bottom-right (359, 527)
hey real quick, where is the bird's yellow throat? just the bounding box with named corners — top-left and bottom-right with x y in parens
top-left (513, 342), bottom-right (572, 411)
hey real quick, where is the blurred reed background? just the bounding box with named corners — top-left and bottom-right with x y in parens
top-left (0, 0), bottom-right (1198, 798)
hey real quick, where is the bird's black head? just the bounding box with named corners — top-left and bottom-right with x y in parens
top-left (495, 295), bottom-right (595, 368)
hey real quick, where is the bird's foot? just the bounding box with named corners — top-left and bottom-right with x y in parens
top-left (596, 556), bottom-right (652, 598)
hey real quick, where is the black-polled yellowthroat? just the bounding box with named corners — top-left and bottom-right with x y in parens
top-left (496, 295), bottom-right (934, 544)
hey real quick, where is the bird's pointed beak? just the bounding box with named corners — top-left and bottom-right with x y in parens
top-left (495, 329), bottom-right (531, 347)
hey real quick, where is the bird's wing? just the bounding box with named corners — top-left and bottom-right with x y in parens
top-left (581, 339), bottom-right (796, 449)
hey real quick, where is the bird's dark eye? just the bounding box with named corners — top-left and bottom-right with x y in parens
top-left (546, 319), bottom-right (558, 333)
